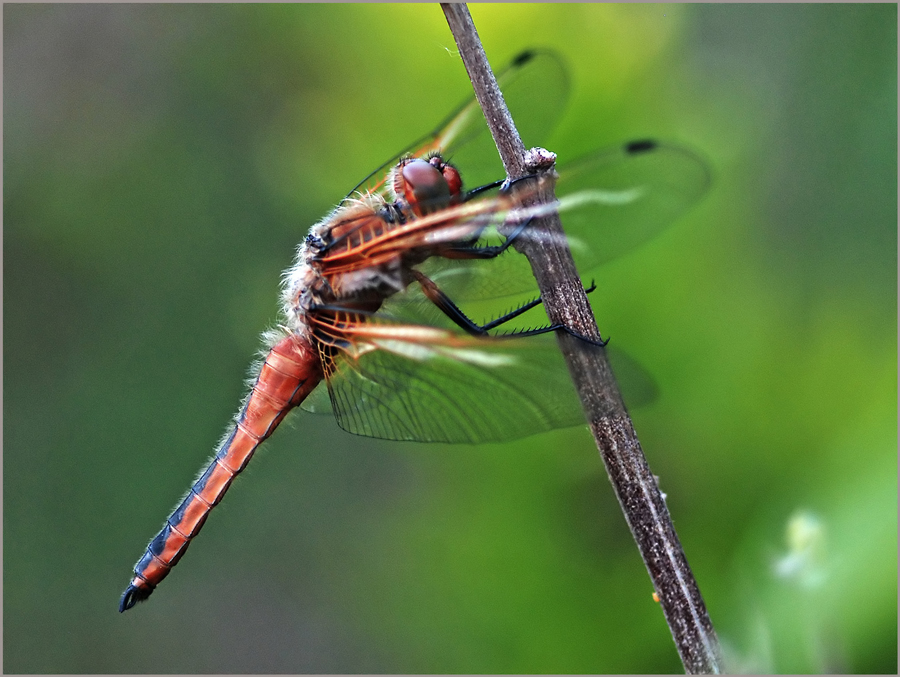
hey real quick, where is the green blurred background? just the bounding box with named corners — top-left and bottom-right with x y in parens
top-left (4, 4), bottom-right (896, 673)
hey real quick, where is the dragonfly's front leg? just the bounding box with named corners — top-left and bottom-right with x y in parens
top-left (447, 170), bottom-right (547, 260)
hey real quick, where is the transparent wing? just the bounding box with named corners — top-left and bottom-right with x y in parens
top-left (344, 49), bottom-right (569, 201)
top-left (553, 140), bottom-right (711, 268)
top-left (437, 49), bottom-right (569, 191)
top-left (300, 304), bottom-right (658, 442)
top-left (410, 140), bottom-right (711, 301)
top-left (321, 328), bottom-right (589, 444)
top-left (374, 282), bottom-right (660, 409)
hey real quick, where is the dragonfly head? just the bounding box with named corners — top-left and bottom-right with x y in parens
top-left (392, 155), bottom-right (463, 217)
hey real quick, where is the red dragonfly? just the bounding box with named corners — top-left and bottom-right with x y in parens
top-left (119, 50), bottom-right (709, 612)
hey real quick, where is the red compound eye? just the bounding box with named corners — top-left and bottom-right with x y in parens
top-left (438, 161), bottom-right (463, 203)
top-left (398, 158), bottom-right (452, 216)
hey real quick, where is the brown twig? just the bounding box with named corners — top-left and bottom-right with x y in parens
top-left (441, 4), bottom-right (723, 674)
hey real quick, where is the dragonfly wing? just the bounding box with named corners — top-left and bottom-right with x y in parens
top-left (314, 311), bottom-right (659, 443)
top-left (385, 141), bottom-right (711, 304)
top-left (347, 49), bottom-right (569, 200)
top-left (437, 49), bottom-right (569, 191)
top-left (320, 327), bottom-right (590, 444)
top-left (552, 140), bottom-right (711, 270)
top-left (413, 241), bottom-right (538, 303)
top-left (370, 283), bottom-right (661, 413)
top-left (441, 140), bottom-right (712, 297)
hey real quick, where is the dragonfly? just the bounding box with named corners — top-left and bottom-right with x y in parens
top-left (119, 50), bottom-right (710, 612)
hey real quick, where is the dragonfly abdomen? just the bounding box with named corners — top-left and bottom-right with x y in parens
top-left (119, 333), bottom-right (322, 612)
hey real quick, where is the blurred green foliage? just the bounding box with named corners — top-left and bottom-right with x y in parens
top-left (4, 4), bottom-right (896, 673)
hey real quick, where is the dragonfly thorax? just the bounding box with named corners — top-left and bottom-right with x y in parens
top-left (282, 194), bottom-right (411, 331)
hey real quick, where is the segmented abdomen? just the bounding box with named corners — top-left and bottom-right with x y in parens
top-left (119, 333), bottom-right (322, 612)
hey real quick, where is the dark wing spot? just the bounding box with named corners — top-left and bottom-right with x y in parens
top-left (512, 50), bottom-right (535, 67)
top-left (625, 139), bottom-right (658, 154)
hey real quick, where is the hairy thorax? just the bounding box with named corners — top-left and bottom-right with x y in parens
top-left (280, 194), bottom-right (409, 333)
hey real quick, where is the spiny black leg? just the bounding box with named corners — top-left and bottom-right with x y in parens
top-left (413, 270), bottom-right (606, 345)
top-left (413, 270), bottom-right (547, 335)
top-left (482, 279), bottom-right (597, 331)
top-left (480, 295), bottom-right (544, 331)
top-left (504, 323), bottom-right (610, 348)
top-left (474, 278), bottom-right (609, 346)
top-left (412, 270), bottom-right (489, 335)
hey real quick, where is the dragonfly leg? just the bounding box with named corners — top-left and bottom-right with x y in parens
top-left (463, 178), bottom-right (505, 199)
top-left (463, 169), bottom-right (540, 200)
top-left (501, 322), bottom-right (610, 347)
top-left (411, 269), bottom-right (491, 335)
top-left (441, 217), bottom-right (534, 260)
top-left (479, 279), bottom-right (598, 331)
top-left (412, 270), bottom-right (605, 345)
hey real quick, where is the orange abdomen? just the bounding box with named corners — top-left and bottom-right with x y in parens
top-left (119, 334), bottom-right (322, 612)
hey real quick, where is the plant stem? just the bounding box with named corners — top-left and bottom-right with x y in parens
top-left (441, 4), bottom-right (723, 673)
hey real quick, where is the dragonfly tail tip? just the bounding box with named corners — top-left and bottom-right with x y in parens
top-left (119, 584), bottom-right (152, 613)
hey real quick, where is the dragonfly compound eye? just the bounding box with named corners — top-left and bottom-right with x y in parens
top-left (397, 158), bottom-right (452, 216)
top-left (432, 157), bottom-right (463, 203)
